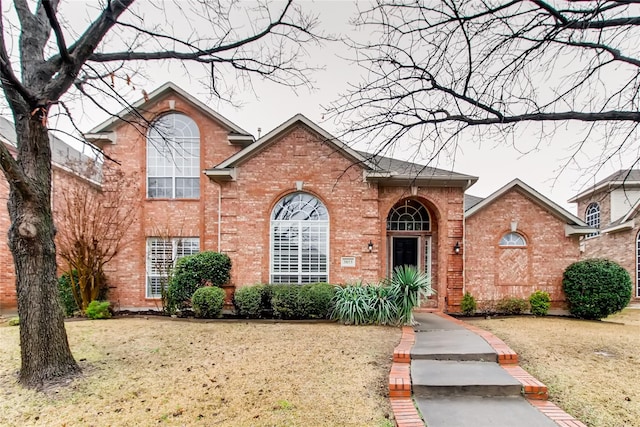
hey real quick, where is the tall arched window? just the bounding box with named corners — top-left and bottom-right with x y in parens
top-left (270, 192), bottom-right (329, 284)
top-left (147, 113), bottom-right (200, 199)
top-left (585, 202), bottom-right (600, 237)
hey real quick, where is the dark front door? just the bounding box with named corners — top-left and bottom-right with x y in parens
top-left (392, 237), bottom-right (419, 270)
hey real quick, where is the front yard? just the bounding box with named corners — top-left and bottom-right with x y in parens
top-left (468, 309), bottom-right (640, 427)
top-left (0, 318), bottom-right (400, 426)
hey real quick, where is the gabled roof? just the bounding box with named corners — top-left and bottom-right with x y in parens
top-left (568, 169), bottom-right (640, 203)
top-left (87, 82), bottom-right (252, 139)
top-left (211, 114), bottom-right (375, 170)
top-left (464, 194), bottom-right (484, 210)
top-left (206, 114), bottom-right (478, 188)
top-left (465, 178), bottom-right (594, 236)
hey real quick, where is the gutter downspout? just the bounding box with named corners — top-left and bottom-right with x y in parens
top-left (218, 185), bottom-right (222, 251)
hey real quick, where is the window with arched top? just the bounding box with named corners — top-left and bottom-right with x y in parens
top-left (387, 199), bottom-right (430, 231)
top-left (147, 113), bottom-right (200, 199)
top-left (499, 232), bottom-right (526, 247)
top-left (585, 202), bottom-right (600, 237)
top-left (270, 192), bottom-right (329, 284)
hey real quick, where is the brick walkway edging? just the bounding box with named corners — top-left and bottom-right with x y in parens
top-left (388, 326), bottom-right (424, 427)
top-left (433, 312), bottom-right (587, 427)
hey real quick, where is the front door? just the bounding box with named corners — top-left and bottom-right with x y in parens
top-left (392, 237), bottom-right (419, 270)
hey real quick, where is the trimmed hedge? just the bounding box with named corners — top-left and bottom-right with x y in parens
top-left (233, 283), bottom-right (336, 319)
top-left (192, 286), bottom-right (226, 318)
top-left (563, 259), bottom-right (632, 320)
top-left (86, 300), bottom-right (111, 319)
top-left (529, 290), bottom-right (551, 316)
top-left (167, 251), bottom-right (231, 311)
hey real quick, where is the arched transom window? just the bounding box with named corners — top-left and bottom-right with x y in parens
top-left (499, 232), bottom-right (526, 247)
top-left (270, 192), bottom-right (329, 284)
top-left (147, 113), bottom-right (200, 199)
top-left (387, 199), bottom-right (430, 231)
top-left (585, 202), bottom-right (600, 237)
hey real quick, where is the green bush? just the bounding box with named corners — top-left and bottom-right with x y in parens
top-left (331, 283), bottom-right (375, 325)
top-left (460, 292), bottom-right (477, 316)
top-left (192, 286), bottom-right (226, 319)
top-left (496, 297), bottom-right (528, 314)
top-left (271, 284), bottom-right (302, 319)
top-left (58, 271), bottom-right (80, 316)
top-left (529, 290), bottom-right (551, 316)
top-left (298, 283), bottom-right (335, 319)
top-left (233, 285), bottom-right (265, 318)
top-left (86, 300), bottom-right (111, 319)
top-left (167, 251), bottom-right (231, 311)
top-left (8, 317), bottom-right (19, 326)
top-left (563, 259), bottom-right (632, 320)
top-left (367, 285), bottom-right (398, 325)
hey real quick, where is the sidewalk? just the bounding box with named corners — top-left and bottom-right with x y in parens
top-left (388, 312), bottom-right (587, 427)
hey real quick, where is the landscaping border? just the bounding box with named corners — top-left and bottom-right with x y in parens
top-left (389, 326), bottom-right (424, 427)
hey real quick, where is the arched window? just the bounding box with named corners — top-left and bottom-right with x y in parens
top-left (147, 113), bottom-right (200, 199)
top-left (387, 199), bottom-right (430, 231)
top-left (270, 192), bottom-right (329, 284)
top-left (585, 202), bottom-right (600, 237)
top-left (499, 232), bottom-right (526, 247)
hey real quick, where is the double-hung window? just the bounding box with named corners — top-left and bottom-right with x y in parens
top-left (147, 113), bottom-right (200, 199)
top-left (270, 192), bottom-right (329, 284)
top-left (146, 237), bottom-right (199, 298)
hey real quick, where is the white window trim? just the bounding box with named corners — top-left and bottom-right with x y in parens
top-left (146, 237), bottom-right (200, 298)
top-left (499, 232), bottom-right (527, 247)
top-left (585, 202), bottom-right (600, 238)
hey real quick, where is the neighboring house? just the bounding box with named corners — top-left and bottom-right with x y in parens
top-left (569, 170), bottom-right (640, 300)
top-left (0, 116), bottom-right (99, 313)
top-left (0, 83), bottom-right (608, 314)
top-left (465, 179), bottom-right (595, 310)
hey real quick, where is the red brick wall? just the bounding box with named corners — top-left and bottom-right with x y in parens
top-left (100, 93), bottom-right (241, 310)
top-left (465, 188), bottom-right (581, 309)
top-left (576, 189), bottom-right (640, 299)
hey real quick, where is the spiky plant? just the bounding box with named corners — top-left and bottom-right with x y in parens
top-left (390, 265), bottom-right (434, 325)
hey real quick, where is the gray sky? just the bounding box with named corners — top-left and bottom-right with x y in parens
top-left (10, 0), bottom-right (638, 213)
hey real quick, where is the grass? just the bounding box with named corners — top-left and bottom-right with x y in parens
top-left (0, 317), bottom-right (400, 426)
top-left (467, 308), bottom-right (640, 427)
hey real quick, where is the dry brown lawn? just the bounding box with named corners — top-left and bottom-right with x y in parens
top-left (0, 317), bottom-right (400, 427)
top-left (468, 309), bottom-right (640, 427)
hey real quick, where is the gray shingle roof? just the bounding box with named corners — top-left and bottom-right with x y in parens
top-left (464, 194), bottom-right (484, 210)
top-left (356, 150), bottom-right (477, 181)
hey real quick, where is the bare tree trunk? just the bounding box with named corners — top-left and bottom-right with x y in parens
top-left (8, 115), bottom-right (79, 388)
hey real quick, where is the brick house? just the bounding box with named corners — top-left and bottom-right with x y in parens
top-left (465, 179), bottom-right (594, 310)
top-left (0, 83), bottom-right (601, 313)
top-left (0, 117), bottom-right (99, 313)
top-left (569, 170), bottom-right (640, 300)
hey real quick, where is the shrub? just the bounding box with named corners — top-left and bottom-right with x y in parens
top-left (529, 290), bottom-right (551, 316)
top-left (331, 283), bottom-right (374, 325)
top-left (58, 271), bottom-right (80, 316)
top-left (167, 251), bottom-right (231, 311)
top-left (390, 265), bottom-right (434, 325)
top-left (460, 292), bottom-right (477, 316)
top-left (86, 300), bottom-right (111, 319)
top-left (496, 297), bottom-right (528, 314)
top-left (271, 284), bottom-right (302, 319)
top-left (298, 283), bottom-right (335, 319)
top-left (563, 259), bottom-right (632, 320)
top-left (367, 285), bottom-right (398, 325)
top-left (8, 317), bottom-right (19, 326)
top-left (234, 285), bottom-right (265, 318)
top-left (192, 286), bottom-right (226, 319)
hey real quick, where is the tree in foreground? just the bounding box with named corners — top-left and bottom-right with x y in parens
top-left (563, 259), bottom-right (632, 320)
top-left (0, 0), bottom-right (319, 388)
top-left (332, 1), bottom-right (640, 171)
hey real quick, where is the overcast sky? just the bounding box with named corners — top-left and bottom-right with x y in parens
top-left (7, 0), bottom-right (637, 213)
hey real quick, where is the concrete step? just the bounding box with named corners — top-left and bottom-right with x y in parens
top-left (411, 360), bottom-right (522, 397)
top-left (411, 330), bottom-right (497, 362)
top-left (415, 396), bottom-right (558, 427)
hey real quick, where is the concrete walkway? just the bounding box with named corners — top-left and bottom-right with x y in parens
top-left (389, 312), bottom-right (587, 427)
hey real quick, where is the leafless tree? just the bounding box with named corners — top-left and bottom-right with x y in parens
top-left (0, 0), bottom-right (320, 388)
top-left (56, 164), bottom-right (138, 312)
top-left (331, 0), bottom-right (640, 175)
